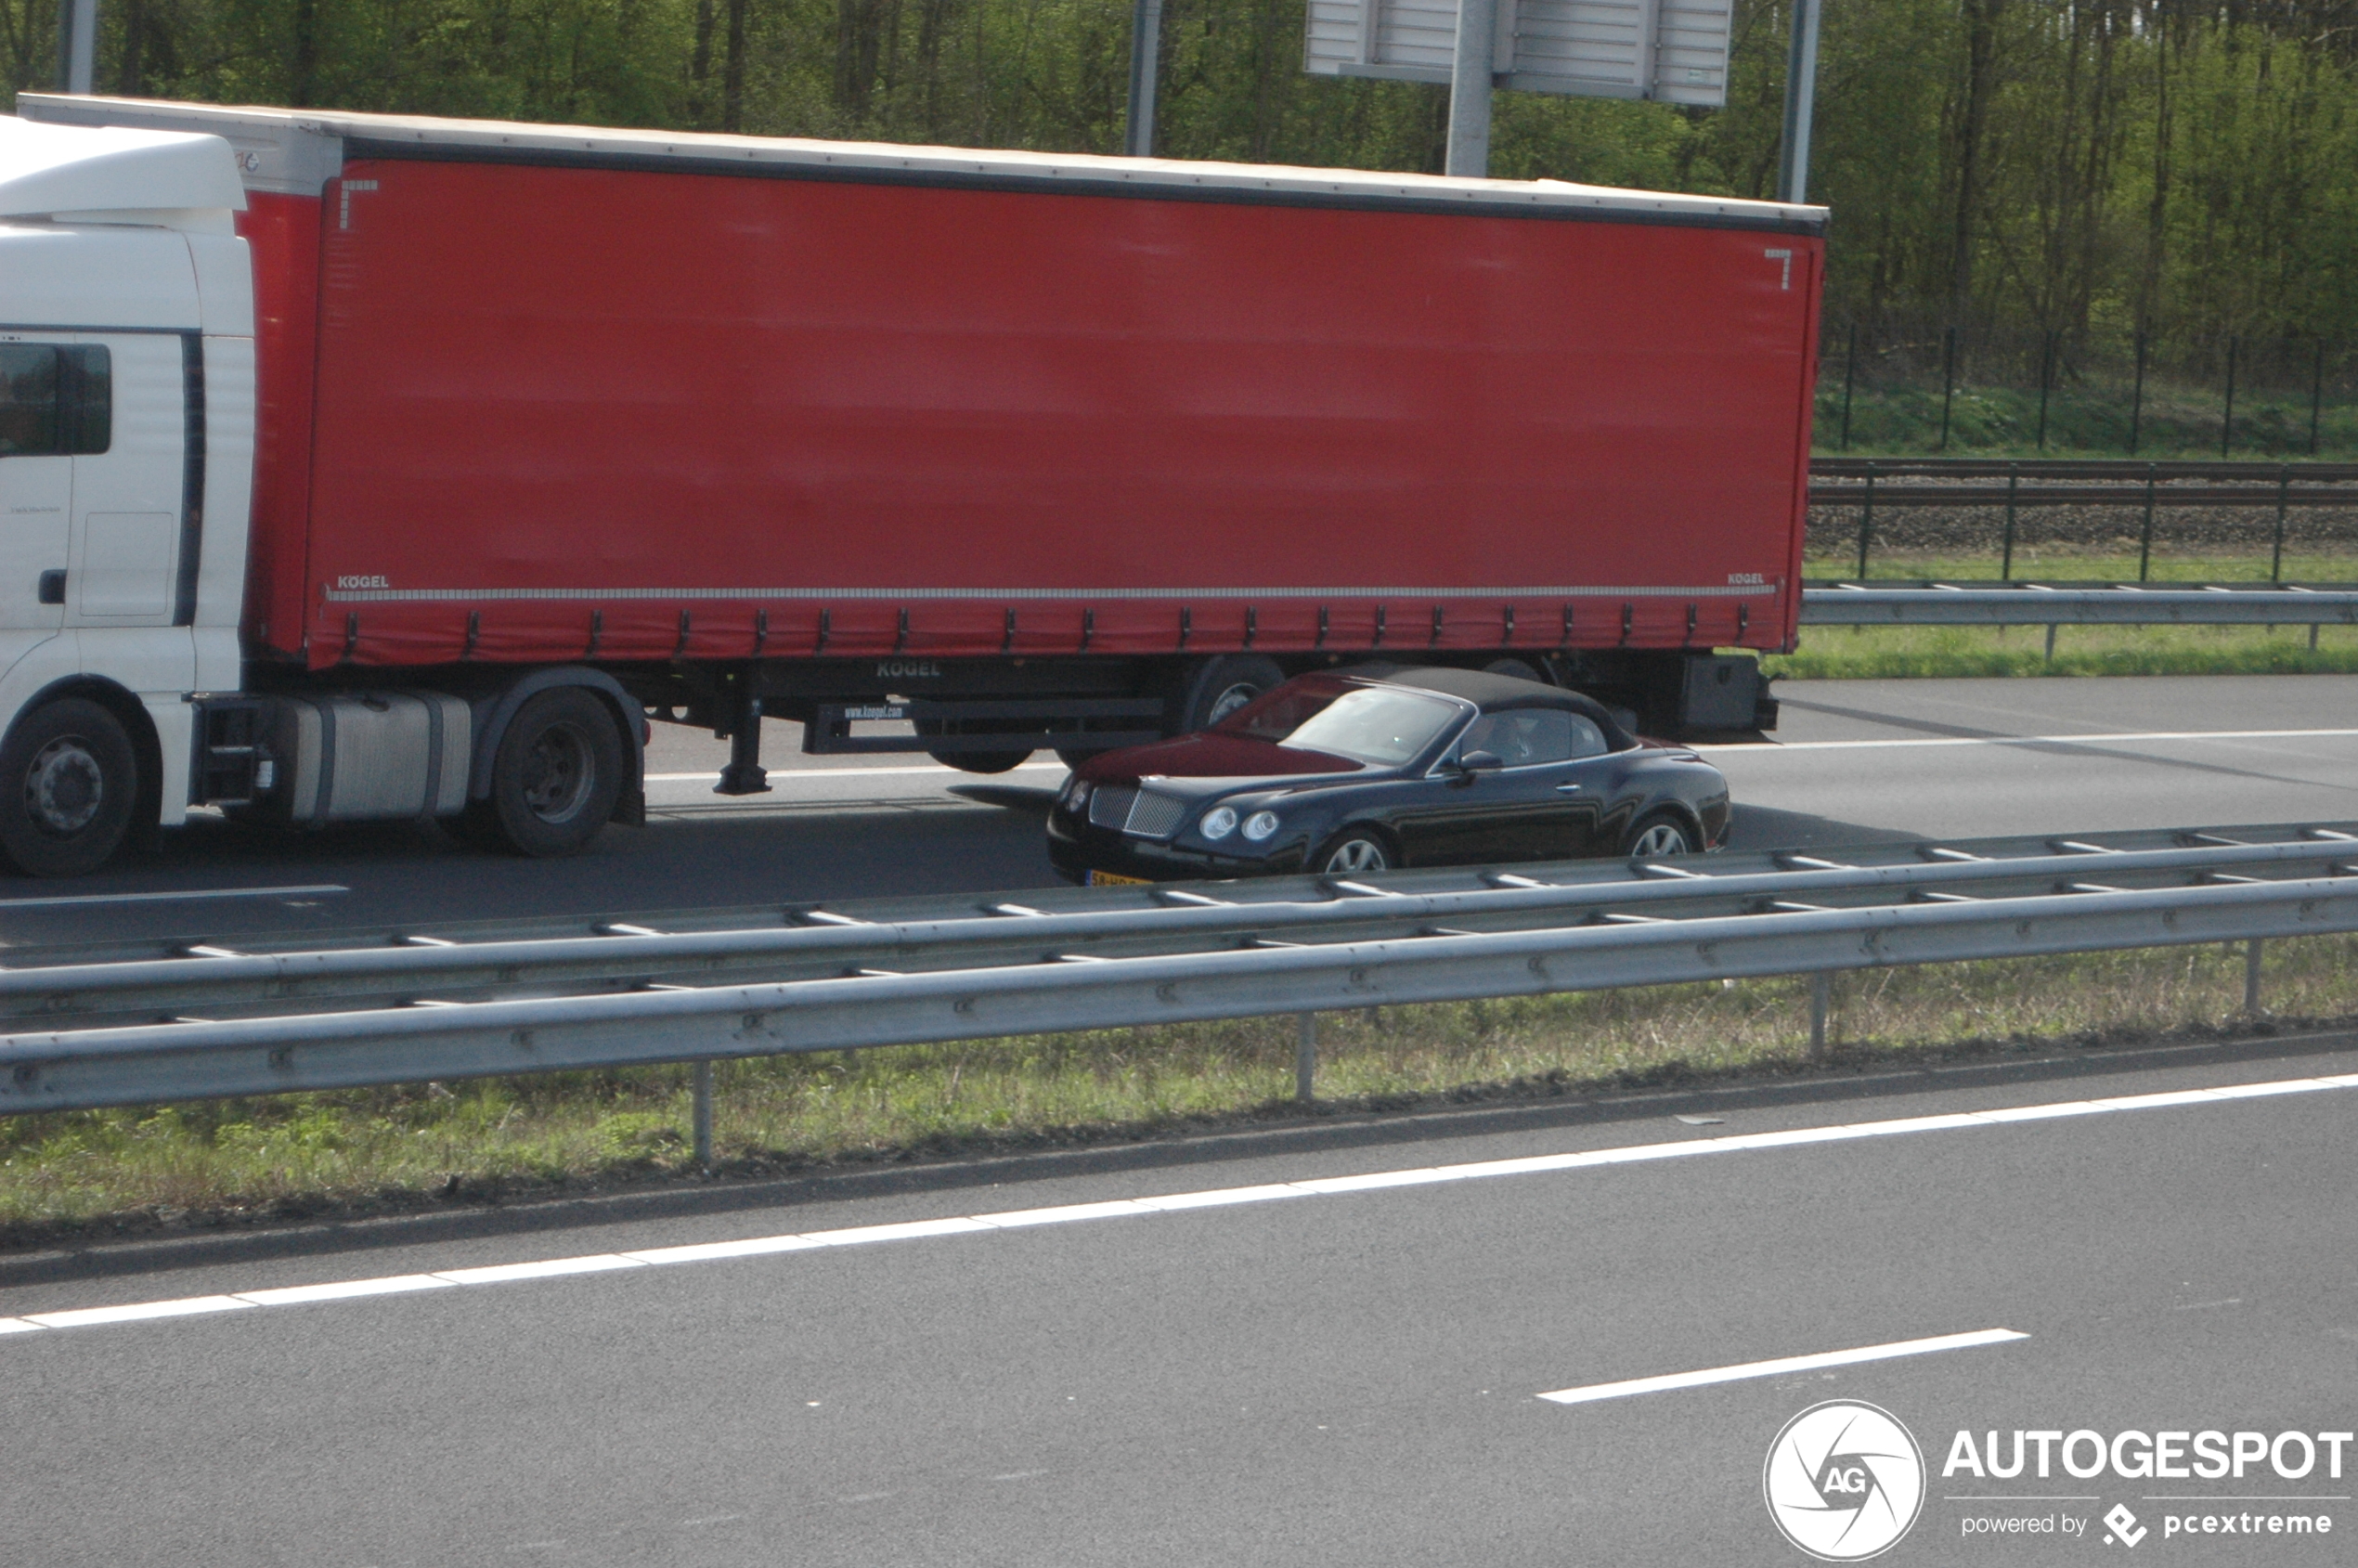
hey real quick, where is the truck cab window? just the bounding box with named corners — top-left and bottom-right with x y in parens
top-left (0, 345), bottom-right (58, 455)
top-left (0, 343), bottom-right (109, 457)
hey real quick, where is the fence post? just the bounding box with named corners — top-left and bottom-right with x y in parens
top-left (692, 1059), bottom-right (715, 1171)
top-left (1856, 462), bottom-right (1876, 579)
top-left (2138, 461), bottom-right (2157, 582)
top-left (2313, 340), bottom-right (2327, 458)
top-left (2221, 334), bottom-right (2239, 459)
top-left (1937, 326), bottom-right (1959, 452)
top-left (2129, 329), bottom-right (2147, 456)
top-left (2244, 938), bottom-right (2264, 1017)
top-left (2001, 461), bottom-right (2019, 579)
top-left (2034, 330), bottom-right (2055, 450)
top-left (1809, 971), bottom-right (1831, 1059)
top-left (2273, 463), bottom-right (2289, 582)
top-left (1295, 1012), bottom-right (1317, 1103)
top-left (1839, 321), bottom-right (1858, 451)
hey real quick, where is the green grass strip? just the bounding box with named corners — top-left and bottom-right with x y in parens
top-left (4, 938), bottom-right (2352, 1246)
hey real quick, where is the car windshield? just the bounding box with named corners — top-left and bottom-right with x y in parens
top-left (1216, 680), bottom-right (1461, 766)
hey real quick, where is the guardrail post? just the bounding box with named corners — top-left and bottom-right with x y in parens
top-left (1808, 971), bottom-right (1831, 1060)
top-left (1856, 462), bottom-right (1876, 579)
top-left (2310, 339), bottom-right (2326, 457)
top-left (2034, 330), bottom-right (2055, 451)
top-left (1937, 327), bottom-right (1958, 452)
top-left (2272, 464), bottom-right (2289, 582)
top-left (2138, 461), bottom-right (2157, 582)
top-left (2044, 623), bottom-right (2058, 664)
top-left (1838, 321), bottom-right (1857, 451)
top-left (2001, 461), bottom-right (2018, 579)
top-left (2244, 938), bottom-right (2264, 1017)
top-left (1295, 1012), bottom-right (1316, 1103)
top-left (2221, 333), bottom-right (2239, 458)
top-left (2129, 328), bottom-right (2148, 456)
top-left (692, 1060), bottom-right (715, 1170)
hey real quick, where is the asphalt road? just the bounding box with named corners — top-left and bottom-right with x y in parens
top-left (5, 1033), bottom-right (2354, 1565)
top-left (0, 673), bottom-right (2352, 950)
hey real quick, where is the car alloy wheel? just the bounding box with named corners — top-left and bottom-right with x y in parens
top-left (1320, 834), bottom-right (1390, 874)
top-left (1625, 815), bottom-right (1695, 858)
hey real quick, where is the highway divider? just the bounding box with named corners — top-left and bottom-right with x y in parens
top-left (0, 825), bottom-right (2352, 1130)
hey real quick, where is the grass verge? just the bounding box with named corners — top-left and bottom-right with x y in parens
top-left (5, 937), bottom-right (2352, 1248)
top-left (1765, 621), bottom-right (2358, 680)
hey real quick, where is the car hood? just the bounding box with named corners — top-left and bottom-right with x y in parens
top-left (1078, 732), bottom-right (1368, 787)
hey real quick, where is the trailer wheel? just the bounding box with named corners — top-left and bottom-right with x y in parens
top-left (470, 688), bottom-right (624, 857)
top-left (0, 698), bottom-right (137, 877)
top-left (1175, 655), bottom-right (1284, 734)
top-left (1483, 658), bottom-right (1544, 684)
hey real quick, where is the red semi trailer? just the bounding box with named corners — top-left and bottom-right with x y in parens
top-left (2, 95), bottom-right (1821, 872)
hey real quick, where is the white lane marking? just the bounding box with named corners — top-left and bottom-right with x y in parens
top-left (645, 763), bottom-right (1065, 783)
top-left (433, 1254), bottom-right (646, 1285)
top-left (1536, 1328), bottom-right (2028, 1406)
top-left (0, 884), bottom-right (349, 912)
top-left (27, 1294), bottom-right (258, 1328)
top-left (236, 1274), bottom-right (455, 1306)
top-left (1697, 727), bottom-right (2358, 755)
top-left (11, 1070), bottom-right (2357, 1337)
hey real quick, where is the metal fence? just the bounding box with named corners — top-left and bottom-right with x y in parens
top-left (1803, 458), bottom-right (2358, 585)
top-left (1820, 320), bottom-right (2358, 461)
top-left (3, 823), bottom-right (2352, 1158)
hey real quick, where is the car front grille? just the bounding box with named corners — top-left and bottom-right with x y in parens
top-left (1087, 785), bottom-right (1137, 830)
top-left (1085, 784), bottom-right (1190, 839)
top-left (1122, 790), bottom-right (1189, 839)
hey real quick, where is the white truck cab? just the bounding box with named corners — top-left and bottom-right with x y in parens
top-left (0, 116), bottom-right (255, 873)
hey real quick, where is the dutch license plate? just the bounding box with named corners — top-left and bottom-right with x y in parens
top-left (1088, 870), bottom-right (1153, 888)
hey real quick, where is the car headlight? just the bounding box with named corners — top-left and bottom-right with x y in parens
top-left (1065, 779), bottom-right (1092, 811)
top-left (1199, 806), bottom-right (1238, 840)
top-left (1241, 810), bottom-right (1280, 841)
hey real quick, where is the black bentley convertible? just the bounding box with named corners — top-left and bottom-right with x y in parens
top-left (1047, 666), bottom-right (1731, 884)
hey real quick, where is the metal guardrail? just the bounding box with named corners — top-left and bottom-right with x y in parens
top-left (1811, 460), bottom-right (2358, 483)
top-left (0, 823), bottom-right (2351, 1121)
top-left (1801, 583), bottom-right (2358, 627)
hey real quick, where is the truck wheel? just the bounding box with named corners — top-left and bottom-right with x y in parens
top-left (0, 699), bottom-right (137, 877)
top-left (1175, 654), bottom-right (1284, 734)
top-left (472, 688), bottom-right (624, 857)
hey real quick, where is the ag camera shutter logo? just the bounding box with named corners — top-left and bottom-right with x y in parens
top-left (1764, 1400), bottom-right (1926, 1561)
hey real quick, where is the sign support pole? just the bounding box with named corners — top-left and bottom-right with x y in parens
top-left (57, 0), bottom-right (97, 93)
top-left (1775, 0), bottom-right (1820, 203)
top-left (1445, 0), bottom-right (1496, 176)
top-left (1124, 0), bottom-right (1164, 157)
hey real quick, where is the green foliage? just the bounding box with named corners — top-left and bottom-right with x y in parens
top-left (8, 5), bottom-right (2357, 415)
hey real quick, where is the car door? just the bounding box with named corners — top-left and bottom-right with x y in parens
top-left (0, 340), bottom-right (79, 672)
top-left (65, 332), bottom-right (183, 629)
top-left (1530, 713), bottom-right (1616, 858)
top-left (1393, 709), bottom-right (1582, 865)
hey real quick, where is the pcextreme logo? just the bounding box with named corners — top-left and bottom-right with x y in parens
top-left (1764, 1400), bottom-right (1927, 1562)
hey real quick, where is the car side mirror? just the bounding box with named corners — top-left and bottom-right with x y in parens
top-left (1456, 749), bottom-right (1504, 775)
